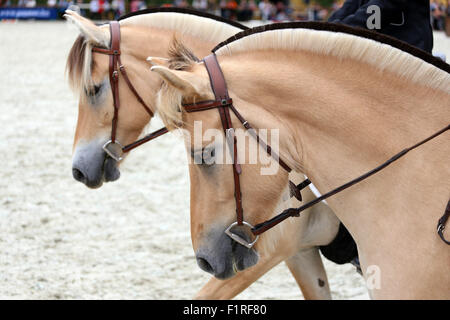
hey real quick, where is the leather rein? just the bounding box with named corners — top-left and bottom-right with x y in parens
top-left (93, 21), bottom-right (449, 248)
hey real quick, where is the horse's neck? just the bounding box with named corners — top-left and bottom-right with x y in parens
top-left (117, 24), bottom-right (224, 118)
top-left (223, 51), bottom-right (450, 297)
top-left (224, 50), bottom-right (448, 202)
top-left (119, 24), bottom-right (227, 62)
top-left (227, 50), bottom-right (446, 164)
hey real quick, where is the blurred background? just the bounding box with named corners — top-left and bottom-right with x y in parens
top-left (0, 0), bottom-right (448, 35)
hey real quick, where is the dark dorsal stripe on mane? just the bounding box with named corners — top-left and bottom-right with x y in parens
top-left (118, 7), bottom-right (248, 30)
top-left (212, 21), bottom-right (450, 74)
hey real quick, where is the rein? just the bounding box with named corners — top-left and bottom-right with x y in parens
top-left (92, 21), bottom-right (169, 161)
top-left (183, 53), bottom-right (450, 247)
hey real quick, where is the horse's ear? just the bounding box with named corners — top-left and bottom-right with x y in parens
top-left (64, 9), bottom-right (109, 47)
top-left (146, 57), bottom-right (170, 68)
top-left (151, 65), bottom-right (200, 96)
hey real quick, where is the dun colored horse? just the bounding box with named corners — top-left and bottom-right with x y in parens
top-left (65, 9), bottom-right (355, 299)
top-left (150, 24), bottom-right (450, 299)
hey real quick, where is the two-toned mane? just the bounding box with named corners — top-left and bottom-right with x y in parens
top-left (211, 22), bottom-right (450, 92)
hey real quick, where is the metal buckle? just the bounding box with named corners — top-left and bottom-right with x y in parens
top-left (225, 221), bottom-right (259, 249)
top-left (102, 140), bottom-right (124, 161)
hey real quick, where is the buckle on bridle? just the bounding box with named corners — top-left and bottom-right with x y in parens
top-left (102, 140), bottom-right (124, 162)
top-left (225, 221), bottom-right (259, 249)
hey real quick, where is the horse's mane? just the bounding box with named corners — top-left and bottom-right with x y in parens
top-left (66, 8), bottom-right (246, 94)
top-left (118, 7), bottom-right (248, 30)
top-left (212, 22), bottom-right (450, 93)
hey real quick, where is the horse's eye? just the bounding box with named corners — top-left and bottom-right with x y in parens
top-left (191, 145), bottom-right (216, 167)
top-left (202, 147), bottom-right (215, 166)
top-left (86, 84), bottom-right (102, 97)
top-left (92, 84), bottom-right (101, 96)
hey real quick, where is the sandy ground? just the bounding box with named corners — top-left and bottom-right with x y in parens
top-left (0, 21), bottom-right (449, 300)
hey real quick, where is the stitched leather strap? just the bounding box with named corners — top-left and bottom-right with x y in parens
top-left (109, 21), bottom-right (120, 143)
top-left (118, 57), bottom-right (154, 118)
top-left (92, 21), bottom-right (160, 154)
top-left (252, 124), bottom-right (450, 236)
top-left (122, 127), bottom-right (169, 153)
top-left (289, 179), bottom-right (311, 202)
top-left (184, 99), bottom-right (233, 112)
top-left (203, 54), bottom-right (244, 225)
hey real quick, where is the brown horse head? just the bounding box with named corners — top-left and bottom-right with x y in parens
top-left (65, 11), bottom-right (157, 188)
top-left (151, 42), bottom-right (292, 279)
top-left (65, 9), bottom-right (244, 188)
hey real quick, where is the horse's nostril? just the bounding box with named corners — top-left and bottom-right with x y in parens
top-left (72, 168), bottom-right (87, 183)
top-left (196, 257), bottom-right (214, 274)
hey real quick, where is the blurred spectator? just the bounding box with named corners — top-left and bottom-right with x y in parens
top-left (445, 0), bottom-right (450, 36)
top-left (318, 6), bottom-right (328, 20)
top-left (332, 1), bottom-right (342, 12)
top-left (226, 0), bottom-right (238, 19)
top-left (220, 0), bottom-right (237, 19)
top-left (1, 0), bottom-right (12, 7)
top-left (274, 1), bottom-right (288, 21)
top-left (90, 0), bottom-right (100, 19)
top-left (258, 0), bottom-right (273, 21)
top-left (237, 0), bottom-right (254, 21)
top-left (76, 0), bottom-right (86, 17)
top-left (220, 0), bottom-right (228, 18)
top-left (193, 0), bottom-right (208, 12)
top-left (174, 0), bottom-right (188, 8)
top-left (48, 0), bottom-right (57, 7)
top-left (102, 0), bottom-right (111, 20)
top-left (111, 0), bottom-right (124, 19)
top-left (248, 0), bottom-right (257, 17)
top-left (98, 0), bottom-right (105, 17)
top-left (431, 0), bottom-right (445, 30)
top-left (25, 0), bottom-right (36, 7)
top-left (309, 3), bottom-right (320, 21)
top-left (138, 0), bottom-right (147, 10)
top-left (57, 0), bottom-right (71, 18)
top-left (130, 0), bottom-right (139, 12)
